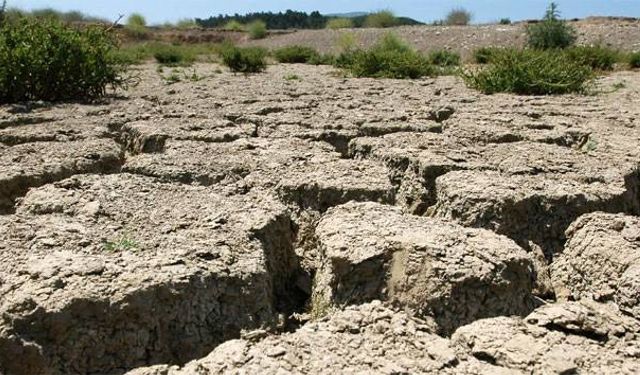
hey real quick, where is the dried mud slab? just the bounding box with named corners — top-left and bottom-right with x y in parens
top-left (125, 138), bottom-right (394, 211)
top-left (551, 213), bottom-right (640, 318)
top-left (0, 139), bottom-right (123, 213)
top-left (126, 302), bottom-right (503, 375)
top-left (312, 201), bottom-right (535, 334)
top-left (429, 169), bottom-right (638, 257)
top-left (0, 119), bottom-right (112, 146)
top-left (452, 300), bottom-right (640, 374)
top-left (0, 174), bottom-right (302, 375)
top-left (120, 117), bottom-right (256, 153)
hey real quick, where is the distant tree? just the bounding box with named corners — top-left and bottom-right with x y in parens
top-left (445, 8), bottom-right (472, 25)
top-left (0, 1), bottom-right (6, 25)
top-left (499, 18), bottom-right (511, 25)
top-left (127, 13), bottom-right (146, 28)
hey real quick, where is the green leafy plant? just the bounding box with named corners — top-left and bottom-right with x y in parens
top-left (220, 44), bottom-right (267, 73)
top-left (223, 20), bottom-right (244, 31)
top-left (364, 10), bottom-right (397, 28)
top-left (336, 33), bottom-right (434, 79)
top-left (463, 48), bottom-right (593, 95)
top-left (274, 45), bottom-right (319, 63)
top-left (0, 17), bottom-right (128, 103)
top-left (429, 50), bottom-right (460, 66)
top-left (326, 18), bottom-right (353, 29)
top-left (565, 45), bottom-right (620, 71)
top-left (527, 2), bottom-right (576, 49)
top-left (247, 20), bottom-right (267, 39)
top-left (445, 8), bottom-right (472, 25)
top-left (628, 52), bottom-right (640, 68)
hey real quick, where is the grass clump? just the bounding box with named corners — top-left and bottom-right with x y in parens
top-left (445, 8), bottom-right (472, 26)
top-left (0, 17), bottom-right (127, 103)
top-left (103, 234), bottom-right (138, 252)
top-left (428, 50), bottom-right (460, 67)
top-left (223, 20), bottom-right (244, 31)
top-left (336, 33), bottom-right (434, 79)
top-left (364, 10), bottom-right (397, 28)
top-left (326, 18), bottom-right (353, 29)
top-left (565, 45), bottom-right (619, 71)
top-left (629, 52), bottom-right (640, 68)
top-left (527, 2), bottom-right (576, 49)
top-left (247, 20), bottom-right (267, 39)
top-left (274, 45), bottom-right (319, 63)
top-left (220, 44), bottom-right (267, 73)
top-left (463, 48), bottom-right (593, 95)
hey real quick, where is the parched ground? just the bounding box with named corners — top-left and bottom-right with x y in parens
top-left (1, 60), bottom-right (640, 374)
top-left (246, 18), bottom-right (640, 58)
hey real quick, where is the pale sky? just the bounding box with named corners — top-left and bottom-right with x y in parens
top-left (8, 1), bottom-right (640, 24)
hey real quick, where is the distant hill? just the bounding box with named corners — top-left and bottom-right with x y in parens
top-left (195, 10), bottom-right (423, 29)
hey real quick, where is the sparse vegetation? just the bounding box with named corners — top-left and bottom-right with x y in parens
top-left (247, 20), bottom-right (267, 39)
top-left (463, 48), bottom-right (593, 95)
top-left (326, 18), bottom-right (353, 29)
top-left (336, 33), bottom-right (434, 79)
top-left (220, 44), bottom-right (267, 73)
top-left (445, 8), bottom-right (472, 26)
top-left (364, 10), bottom-right (397, 28)
top-left (566, 45), bottom-right (620, 71)
top-left (0, 17), bottom-right (127, 103)
top-left (527, 2), bottom-right (576, 49)
top-left (274, 45), bottom-right (320, 64)
top-left (284, 73), bottom-right (301, 81)
top-left (175, 18), bottom-right (198, 29)
top-left (223, 20), bottom-right (245, 31)
top-left (112, 42), bottom-right (221, 65)
top-left (103, 234), bottom-right (138, 252)
top-left (429, 50), bottom-right (460, 67)
top-left (628, 52), bottom-right (640, 68)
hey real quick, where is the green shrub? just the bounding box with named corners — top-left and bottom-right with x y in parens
top-left (326, 18), bottom-right (353, 29)
top-left (629, 52), bottom-right (640, 68)
top-left (153, 45), bottom-right (195, 66)
top-left (499, 18), bottom-right (512, 25)
top-left (247, 20), bottom-right (267, 39)
top-left (336, 33), bottom-right (434, 79)
top-left (274, 45), bottom-right (319, 63)
top-left (463, 48), bottom-right (593, 95)
top-left (429, 50), bottom-right (460, 66)
top-left (220, 44), bottom-right (267, 73)
top-left (565, 45), bottom-right (619, 71)
top-left (0, 17), bottom-right (127, 103)
top-left (364, 10), bottom-right (397, 28)
top-left (308, 53), bottom-right (335, 65)
top-left (445, 8), bottom-right (472, 26)
top-left (125, 13), bottom-right (148, 39)
top-left (223, 20), bottom-right (244, 31)
top-left (527, 2), bottom-right (576, 49)
top-left (473, 46), bottom-right (507, 64)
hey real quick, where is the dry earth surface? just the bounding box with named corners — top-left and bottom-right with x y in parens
top-left (1, 42), bottom-right (640, 374)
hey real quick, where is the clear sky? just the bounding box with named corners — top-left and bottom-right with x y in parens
top-left (8, 1), bottom-right (640, 24)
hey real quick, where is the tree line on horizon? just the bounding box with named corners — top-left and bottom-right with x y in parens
top-left (195, 10), bottom-right (422, 29)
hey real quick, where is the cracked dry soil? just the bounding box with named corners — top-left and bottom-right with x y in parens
top-left (1, 62), bottom-right (640, 374)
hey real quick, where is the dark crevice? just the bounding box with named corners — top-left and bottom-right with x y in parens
top-left (541, 323), bottom-right (609, 343)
